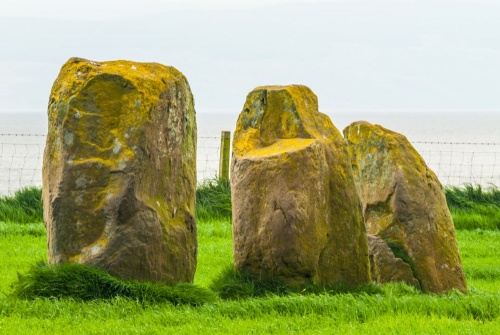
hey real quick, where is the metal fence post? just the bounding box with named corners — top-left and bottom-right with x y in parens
top-left (218, 131), bottom-right (231, 180)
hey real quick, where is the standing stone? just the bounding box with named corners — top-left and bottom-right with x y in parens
top-left (231, 85), bottom-right (370, 287)
top-left (344, 121), bottom-right (466, 293)
top-left (42, 58), bottom-right (197, 284)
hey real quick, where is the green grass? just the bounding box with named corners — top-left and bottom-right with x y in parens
top-left (1, 220), bottom-right (499, 334)
top-left (0, 182), bottom-right (499, 333)
top-left (12, 263), bottom-right (215, 306)
top-left (210, 266), bottom-right (385, 300)
top-left (1, 294), bottom-right (499, 334)
top-left (195, 178), bottom-right (232, 221)
top-left (456, 229), bottom-right (500, 292)
top-left (0, 186), bottom-right (43, 224)
top-left (0, 231), bottom-right (46, 294)
top-left (446, 184), bottom-right (500, 230)
top-left (446, 184), bottom-right (500, 208)
top-left (194, 218), bottom-right (233, 287)
top-left (0, 221), bottom-right (46, 237)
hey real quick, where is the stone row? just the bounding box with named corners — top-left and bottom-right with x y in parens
top-left (43, 58), bottom-right (466, 293)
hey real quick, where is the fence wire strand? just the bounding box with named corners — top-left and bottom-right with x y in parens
top-left (1, 135), bottom-right (499, 195)
top-left (0, 134), bottom-right (229, 195)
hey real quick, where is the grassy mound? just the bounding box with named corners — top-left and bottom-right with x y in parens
top-left (210, 265), bottom-right (384, 300)
top-left (12, 263), bottom-right (216, 306)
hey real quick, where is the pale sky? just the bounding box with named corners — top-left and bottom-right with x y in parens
top-left (1, 0), bottom-right (499, 114)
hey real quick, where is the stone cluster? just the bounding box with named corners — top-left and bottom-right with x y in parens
top-left (231, 86), bottom-right (466, 293)
top-left (43, 59), bottom-right (466, 293)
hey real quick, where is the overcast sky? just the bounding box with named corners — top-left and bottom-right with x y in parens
top-left (1, 0), bottom-right (499, 114)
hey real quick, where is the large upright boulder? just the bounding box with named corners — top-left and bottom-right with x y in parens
top-left (231, 85), bottom-right (370, 287)
top-left (42, 58), bottom-right (197, 284)
top-left (344, 121), bottom-right (466, 293)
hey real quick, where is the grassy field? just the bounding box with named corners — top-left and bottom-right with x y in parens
top-left (446, 185), bottom-right (500, 230)
top-left (0, 183), bottom-right (499, 334)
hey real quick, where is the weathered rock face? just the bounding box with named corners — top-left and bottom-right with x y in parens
top-left (231, 85), bottom-right (370, 287)
top-left (344, 121), bottom-right (466, 293)
top-left (368, 234), bottom-right (419, 287)
top-left (42, 58), bottom-right (197, 284)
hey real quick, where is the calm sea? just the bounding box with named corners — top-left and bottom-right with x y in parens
top-left (1, 111), bottom-right (499, 194)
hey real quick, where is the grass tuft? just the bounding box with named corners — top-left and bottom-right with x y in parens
top-left (0, 222), bottom-right (46, 237)
top-left (196, 178), bottom-right (232, 221)
top-left (445, 184), bottom-right (500, 230)
top-left (12, 262), bottom-right (216, 306)
top-left (446, 184), bottom-right (500, 208)
top-left (210, 265), bottom-right (291, 299)
top-left (210, 265), bottom-right (384, 300)
top-left (0, 186), bottom-right (43, 224)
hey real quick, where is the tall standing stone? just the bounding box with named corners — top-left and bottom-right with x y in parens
top-left (231, 85), bottom-right (370, 287)
top-left (42, 58), bottom-right (197, 284)
top-left (344, 121), bottom-right (467, 293)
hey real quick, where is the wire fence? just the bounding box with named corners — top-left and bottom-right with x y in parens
top-left (412, 141), bottom-right (500, 188)
top-left (0, 133), bottom-right (225, 195)
top-left (1, 134), bottom-right (499, 195)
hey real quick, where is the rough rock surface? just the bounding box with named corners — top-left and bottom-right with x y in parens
top-left (368, 234), bottom-right (420, 287)
top-left (344, 121), bottom-right (466, 293)
top-left (42, 57), bottom-right (197, 284)
top-left (231, 85), bottom-right (370, 287)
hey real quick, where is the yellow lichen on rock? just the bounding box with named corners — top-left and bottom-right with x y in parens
top-left (43, 57), bottom-right (197, 284)
top-left (231, 85), bottom-right (370, 287)
top-left (344, 121), bottom-right (467, 293)
top-left (233, 85), bottom-right (341, 158)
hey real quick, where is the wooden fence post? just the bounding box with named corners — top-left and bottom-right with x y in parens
top-left (218, 131), bottom-right (231, 180)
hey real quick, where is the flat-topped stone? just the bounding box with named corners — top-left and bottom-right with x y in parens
top-left (231, 85), bottom-right (370, 287)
